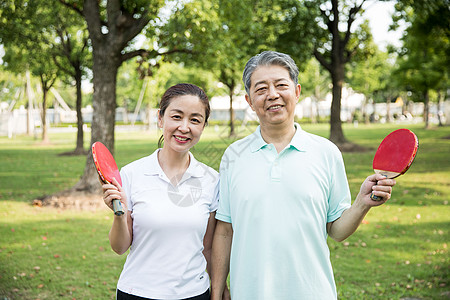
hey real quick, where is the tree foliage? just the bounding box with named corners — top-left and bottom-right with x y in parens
top-left (392, 0), bottom-right (450, 128)
top-left (159, 0), bottom-right (299, 136)
top-left (0, 0), bottom-right (91, 150)
top-left (277, 0), bottom-right (374, 145)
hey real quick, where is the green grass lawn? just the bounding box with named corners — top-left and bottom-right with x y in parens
top-left (1, 123), bottom-right (449, 299)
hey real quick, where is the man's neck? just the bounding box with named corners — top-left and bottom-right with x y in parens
top-left (260, 121), bottom-right (296, 153)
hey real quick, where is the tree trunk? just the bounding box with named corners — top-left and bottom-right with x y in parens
top-left (386, 96), bottom-right (391, 123)
top-left (424, 90), bottom-right (430, 129)
top-left (329, 64), bottom-right (347, 144)
top-left (228, 84), bottom-right (235, 137)
top-left (74, 67), bottom-right (85, 153)
top-left (26, 71), bottom-right (34, 135)
top-left (41, 88), bottom-right (49, 143)
top-left (363, 97), bottom-right (369, 124)
top-left (372, 99), bottom-right (377, 123)
top-left (73, 47), bottom-right (120, 193)
top-left (437, 90), bottom-right (444, 126)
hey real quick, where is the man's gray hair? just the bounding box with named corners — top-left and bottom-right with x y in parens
top-left (242, 51), bottom-right (299, 95)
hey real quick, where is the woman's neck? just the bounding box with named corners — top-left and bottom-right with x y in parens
top-left (158, 147), bottom-right (190, 185)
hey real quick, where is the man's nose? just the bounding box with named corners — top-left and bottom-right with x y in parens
top-left (267, 85), bottom-right (280, 100)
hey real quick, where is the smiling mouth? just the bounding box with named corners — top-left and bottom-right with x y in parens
top-left (267, 105), bottom-right (283, 111)
top-left (174, 135), bottom-right (190, 142)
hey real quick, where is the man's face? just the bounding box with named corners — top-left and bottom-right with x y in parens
top-left (245, 65), bottom-right (301, 127)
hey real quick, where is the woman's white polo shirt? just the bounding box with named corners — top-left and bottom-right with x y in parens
top-left (116, 149), bottom-right (219, 299)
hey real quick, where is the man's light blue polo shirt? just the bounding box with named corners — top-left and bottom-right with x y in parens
top-left (216, 124), bottom-right (351, 300)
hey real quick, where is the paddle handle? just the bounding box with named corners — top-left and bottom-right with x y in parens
top-left (371, 172), bottom-right (391, 201)
top-left (112, 199), bottom-right (125, 216)
top-left (370, 193), bottom-right (382, 201)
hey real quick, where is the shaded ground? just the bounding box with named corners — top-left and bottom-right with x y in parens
top-left (35, 189), bottom-right (104, 211)
top-left (335, 141), bottom-right (372, 153)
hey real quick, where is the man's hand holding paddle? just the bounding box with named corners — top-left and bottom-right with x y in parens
top-left (356, 174), bottom-right (396, 207)
top-left (327, 129), bottom-right (418, 241)
top-left (355, 128), bottom-right (418, 207)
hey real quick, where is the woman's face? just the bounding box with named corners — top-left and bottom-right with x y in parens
top-left (158, 95), bottom-right (207, 153)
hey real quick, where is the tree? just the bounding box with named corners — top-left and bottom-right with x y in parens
top-left (160, 0), bottom-right (298, 136)
top-left (0, 0), bottom-right (91, 151)
top-left (297, 58), bottom-right (330, 123)
top-left (3, 45), bottom-right (59, 143)
top-left (347, 21), bottom-right (394, 123)
top-left (51, 8), bottom-right (91, 154)
top-left (278, 0), bottom-right (375, 146)
top-left (58, 0), bottom-right (180, 193)
top-left (0, 1), bottom-right (60, 143)
top-left (392, 0), bottom-right (450, 128)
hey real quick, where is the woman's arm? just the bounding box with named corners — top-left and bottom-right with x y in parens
top-left (103, 178), bottom-right (133, 254)
top-left (203, 212), bottom-right (217, 276)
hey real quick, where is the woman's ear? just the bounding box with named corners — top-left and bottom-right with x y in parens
top-left (157, 109), bottom-right (163, 129)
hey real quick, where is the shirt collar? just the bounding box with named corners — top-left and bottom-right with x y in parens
top-left (144, 149), bottom-right (205, 178)
top-left (249, 123), bottom-right (306, 153)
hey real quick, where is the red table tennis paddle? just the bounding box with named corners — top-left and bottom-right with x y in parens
top-left (371, 128), bottom-right (418, 201)
top-left (92, 142), bottom-right (125, 216)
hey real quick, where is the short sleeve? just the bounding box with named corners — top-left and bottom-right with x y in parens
top-left (216, 151), bottom-right (232, 223)
top-left (327, 147), bottom-right (351, 222)
top-left (119, 168), bottom-right (133, 212)
top-left (209, 178), bottom-right (220, 213)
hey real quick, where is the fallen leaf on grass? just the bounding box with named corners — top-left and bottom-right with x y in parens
top-left (53, 254), bottom-right (60, 258)
top-left (37, 284), bottom-right (44, 288)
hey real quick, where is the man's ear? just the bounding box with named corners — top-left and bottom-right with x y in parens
top-left (245, 94), bottom-right (255, 111)
top-left (296, 84), bottom-right (301, 102)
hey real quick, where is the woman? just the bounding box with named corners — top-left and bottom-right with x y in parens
top-left (102, 83), bottom-right (225, 300)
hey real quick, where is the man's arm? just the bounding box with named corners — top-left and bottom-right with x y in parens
top-left (211, 220), bottom-right (233, 300)
top-left (327, 174), bottom-right (396, 242)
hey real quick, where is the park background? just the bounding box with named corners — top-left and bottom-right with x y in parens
top-left (1, 0), bottom-right (449, 299)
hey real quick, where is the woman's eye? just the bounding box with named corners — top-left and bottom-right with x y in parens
top-left (191, 118), bottom-right (201, 123)
top-left (172, 115), bottom-right (181, 119)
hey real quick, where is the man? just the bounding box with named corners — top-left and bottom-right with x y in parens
top-left (211, 51), bottom-right (396, 299)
